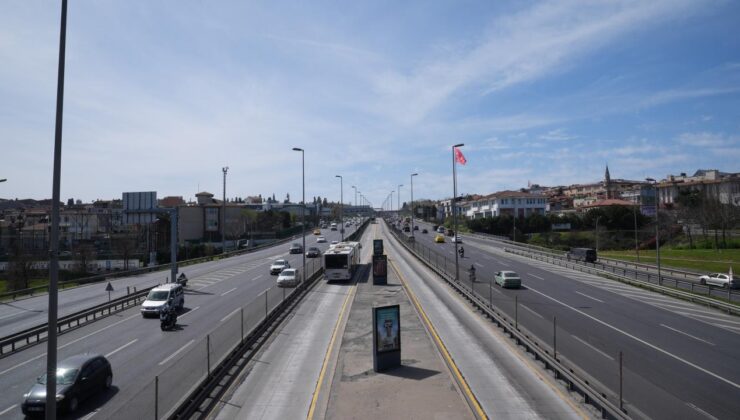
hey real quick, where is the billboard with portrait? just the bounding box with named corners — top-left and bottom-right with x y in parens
top-left (374, 305), bottom-right (400, 353)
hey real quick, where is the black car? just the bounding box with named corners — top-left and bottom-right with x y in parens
top-left (289, 243), bottom-right (303, 254)
top-left (306, 247), bottom-right (321, 258)
top-left (421, 228), bottom-right (428, 233)
top-left (413, 225), bottom-right (419, 231)
top-left (22, 354), bottom-right (113, 415)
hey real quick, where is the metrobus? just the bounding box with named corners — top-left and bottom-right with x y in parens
top-left (324, 241), bottom-right (361, 281)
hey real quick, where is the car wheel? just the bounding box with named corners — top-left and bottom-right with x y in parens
top-left (68, 396), bottom-right (79, 413)
top-left (700, 279), bottom-right (706, 285)
top-left (104, 373), bottom-right (113, 389)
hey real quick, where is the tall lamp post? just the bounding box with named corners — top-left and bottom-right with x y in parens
top-left (47, 1), bottom-right (68, 417)
top-left (352, 185), bottom-right (357, 207)
top-left (410, 173), bottom-right (418, 235)
top-left (222, 166), bottom-right (229, 253)
top-left (335, 175), bottom-right (344, 241)
top-left (646, 178), bottom-right (661, 285)
top-left (293, 148), bottom-right (306, 278)
top-left (397, 184), bottom-right (403, 215)
top-left (452, 143), bottom-right (464, 282)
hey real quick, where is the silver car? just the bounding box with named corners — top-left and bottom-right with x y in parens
top-left (698, 273), bottom-right (739, 288)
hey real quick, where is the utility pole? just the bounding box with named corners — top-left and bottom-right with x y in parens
top-left (398, 184), bottom-right (403, 215)
top-left (411, 173), bottom-right (418, 235)
top-left (335, 175), bottom-right (344, 241)
top-left (222, 166), bottom-right (228, 253)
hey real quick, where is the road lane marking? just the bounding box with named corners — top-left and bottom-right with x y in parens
top-left (220, 308), bottom-right (241, 323)
top-left (306, 284), bottom-right (356, 420)
top-left (571, 335), bottom-right (614, 360)
top-left (528, 273), bottom-right (544, 280)
top-left (178, 306), bottom-right (200, 319)
top-left (158, 339), bottom-right (195, 366)
top-left (105, 339), bottom-right (139, 358)
top-left (221, 287), bottom-right (237, 296)
top-left (388, 259), bottom-right (488, 420)
top-left (0, 313), bottom-right (140, 377)
top-left (687, 402), bottom-right (720, 420)
top-left (0, 404), bottom-right (17, 416)
top-left (525, 284), bottom-right (740, 390)
top-left (520, 304), bottom-right (544, 319)
top-left (252, 274), bottom-right (264, 281)
top-left (0, 311), bottom-right (23, 321)
top-left (661, 324), bottom-right (715, 346)
top-left (575, 291), bottom-right (604, 303)
top-left (475, 262), bottom-right (484, 268)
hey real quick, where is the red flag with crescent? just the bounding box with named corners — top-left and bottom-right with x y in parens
top-left (454, 147), bottom-right (467, 165)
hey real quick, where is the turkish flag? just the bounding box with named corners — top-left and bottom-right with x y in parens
top-left (454, 147), bottom-right (467, 165)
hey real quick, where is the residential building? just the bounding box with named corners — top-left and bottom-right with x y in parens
top-left (657, 169), bottom-right (740, 207)
top-left (462, 190), bottom-right (549, 219)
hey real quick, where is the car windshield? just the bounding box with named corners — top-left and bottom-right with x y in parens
top-left (38, 368), bottom-right (79, 385)
top-left (505, 273), bottom-right (519, 278)
top-left (147, 290), bottom-right (169, 301)
top-left (274, 260), bottom-right (287, 266)
top-left (281, 269), bottom-right (296, 276)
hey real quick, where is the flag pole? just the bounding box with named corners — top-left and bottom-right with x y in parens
top-left (452, 143), bottom-right (464, 283)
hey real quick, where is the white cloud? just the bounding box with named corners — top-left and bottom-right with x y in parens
top-left (539, 128), bottom-right (577, 141)
top-left (677, 132), bottom-right (736, 147)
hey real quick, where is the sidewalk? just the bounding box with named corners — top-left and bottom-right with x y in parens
top-left (317, 256), bottom-right (473, 419)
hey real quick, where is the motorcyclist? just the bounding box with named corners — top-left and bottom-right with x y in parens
top-left (160, 298), bottom-right (177, 330)
top-left (458, 246), bottom-right (465, 258)
top-left (177, 272), bottom-right (188, 286)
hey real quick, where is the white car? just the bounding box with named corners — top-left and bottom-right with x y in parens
top-left (316, 236), bottom-right (327, 243)
top-left (330, 240), bottom-right (339, 245)
top-left (270, 259), bottom-right (290, 275)
top-left (698, 273), bottom-right (739, 288)
top-left (453, 235), bottom-right (462, 243)
top-left (277, 268), bottom-right (301, 287)
top-left (140, 283), bottom-right (184, 317)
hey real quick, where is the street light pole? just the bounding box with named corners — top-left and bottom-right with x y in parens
top-left (397, 184), bottom-right (403, 215)
top-left (352, 185), bottom-right (357, 207)
top-left (222, 166), bottom-right (228, 253)
top-left (335, 175), bottom-right (344, 241)
top-left (293, 148), bottom-right (305, 280)
top-left (411, 173), bottom-right (418, 236)
top-left (595, 216), bottom-right (601, 252)
top-left (452, 143), bottom-right (464, 282)
top-left (646, 178), bottom-right (661, 285)
top-left (47, 1), bottom-right (68, 417)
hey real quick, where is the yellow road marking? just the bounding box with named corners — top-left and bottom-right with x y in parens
top-left (306, 261), bottom-right (358, 419)
top-left (389, 258), bottom-right (488, 420)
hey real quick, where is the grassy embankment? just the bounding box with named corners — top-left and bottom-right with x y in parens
top-left (600, 248), bottom-right (740, 274)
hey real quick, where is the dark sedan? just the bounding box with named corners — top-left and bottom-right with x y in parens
top-left (306, 246), bottom-right (321, 258)
top-left (22, 354), bottom-right (113, 415)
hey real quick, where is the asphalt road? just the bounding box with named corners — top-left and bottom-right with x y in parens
top-left (0, 226), bottom-right (359, 338)
top-left (396, 219), bottom-right (740, 420)
top-left (0, 222), bottom-right (362, 419)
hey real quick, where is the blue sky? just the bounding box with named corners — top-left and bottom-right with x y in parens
top-left (1, 0), bottom-right (739, 207)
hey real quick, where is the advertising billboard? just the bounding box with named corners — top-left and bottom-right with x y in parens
top-left (374, 305), bottom-right (400, 353)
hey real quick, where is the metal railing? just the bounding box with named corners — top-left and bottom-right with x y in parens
top-left (385, 220), bottom-right (630, 420)
top-left (0, 232), bottom-right (308, 302)
top-left (505, 247), bottom-right (740, 314)
top-left (0, 286), bottom-right (154, 358)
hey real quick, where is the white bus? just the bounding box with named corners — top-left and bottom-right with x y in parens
top-left (324, 241), bottom-right (361, 281)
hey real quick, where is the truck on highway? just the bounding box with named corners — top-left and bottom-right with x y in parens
top-left (323, 241), bottom-right (361, 281)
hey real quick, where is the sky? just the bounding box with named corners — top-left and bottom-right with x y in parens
top-left (1, 0), bottom-right (739, 207)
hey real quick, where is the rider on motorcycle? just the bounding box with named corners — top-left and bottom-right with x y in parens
top-left (458, 246), bottom-right (465, 258)
top-left (160, 298), bottom-right (177, 329)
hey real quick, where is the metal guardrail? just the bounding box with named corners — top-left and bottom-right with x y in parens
top-left (0, 232), bottom-right (308, 302)
top-left (466, 231), bottom-right (738, 301)
top-left (505, 248), bottom-right (740, 315)
top-left (0, 286), bottom-right (155, 358)
top-left (168, 219), bottom-right (371, 419)
top-left (385, 220), bottom-right (629, 420)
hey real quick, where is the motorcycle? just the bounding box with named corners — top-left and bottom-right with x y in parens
top-left (160, 301), bottom-right (178, 331)
top-left (458, 247), bottom-right (465, 258)
top-left (177, 273), bottom-right (188, 287)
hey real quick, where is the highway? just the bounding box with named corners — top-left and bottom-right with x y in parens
top-left (400, 219), bottom-right (740, 420)
top-left (0, 222), bottom-right (361, 419)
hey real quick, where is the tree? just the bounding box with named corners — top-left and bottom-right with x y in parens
top-left (6, 241), bottom-right (34, 291)
top-left (112, 232), bottom-right (138, 270)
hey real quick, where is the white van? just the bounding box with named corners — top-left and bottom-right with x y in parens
top-left (140, 283), bottom-right (185, 317)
